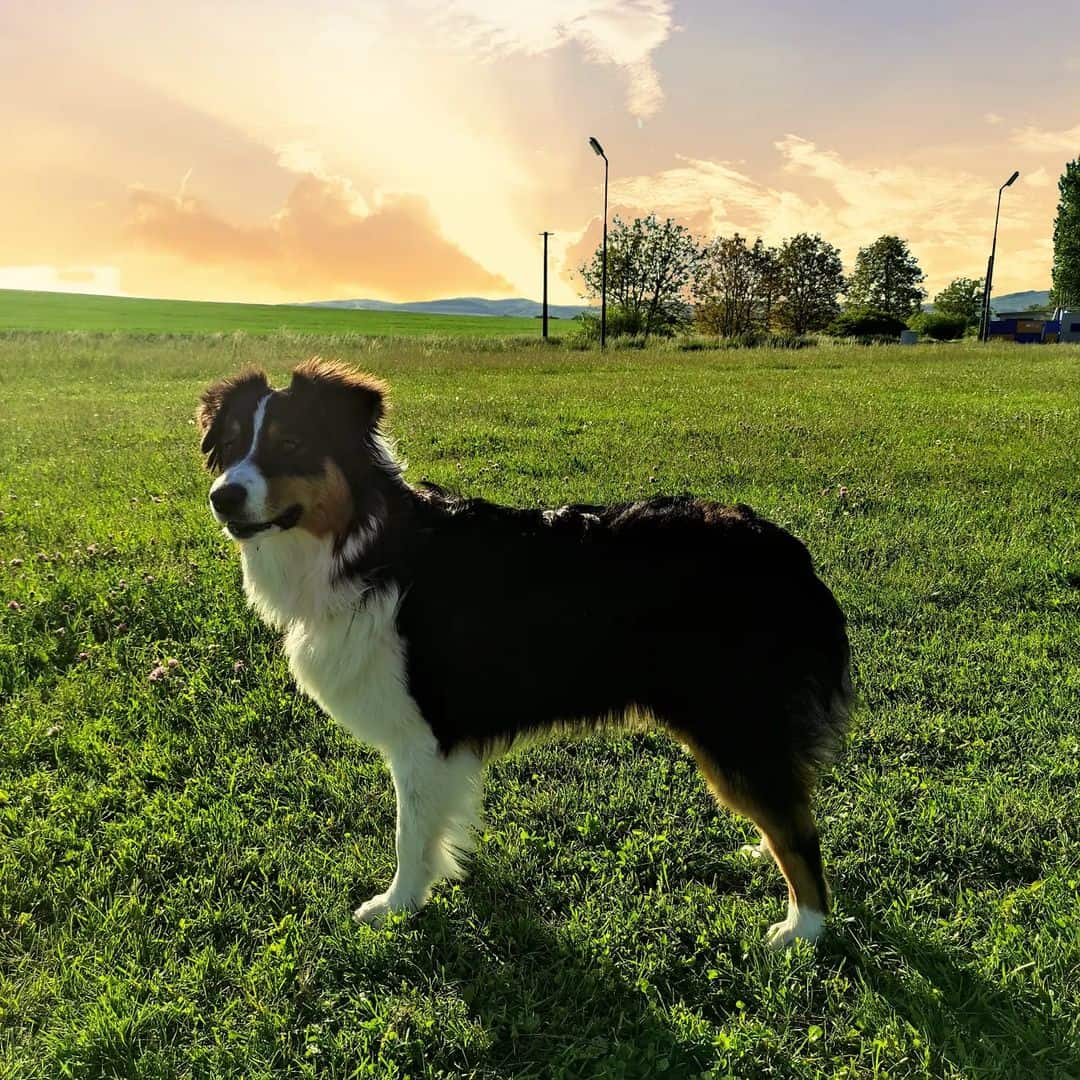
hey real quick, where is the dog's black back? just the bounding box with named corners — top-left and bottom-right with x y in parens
top-left (360, 490), bottom-right (851, 797)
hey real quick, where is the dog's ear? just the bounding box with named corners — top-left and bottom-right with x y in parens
top-left (289, 357), bottom-right (386, 431)
top-left (197, 368), bottom-right (269, 471)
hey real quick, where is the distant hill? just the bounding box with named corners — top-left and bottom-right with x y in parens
top-left (307, 296), bottom-right (591, 320)
top-left (925, 289), bottom-right (1052, 314)
top-left (0, 289), bottom-right (571, 337)
top-left (990, 289), bottom-right (1051, 312)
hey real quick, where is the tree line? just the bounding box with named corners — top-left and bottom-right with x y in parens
top-left (578, 218), bottom-right (981, 343)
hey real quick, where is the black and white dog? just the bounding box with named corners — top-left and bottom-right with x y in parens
top-left (199, 359), bottom-right (851, 946)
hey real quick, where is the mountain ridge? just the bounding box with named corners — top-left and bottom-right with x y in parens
top-left (989, 289), bottom-right (1052, 312)
top-left (317, 291), bottom-right (1059, 319)
top-left (305, 296), bottom-right (591, 319)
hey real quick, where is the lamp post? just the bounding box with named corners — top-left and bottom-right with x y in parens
top-left (979, 170), bottom-right (1020, 342)
top-left (588, 136), bottom-right (608, 349)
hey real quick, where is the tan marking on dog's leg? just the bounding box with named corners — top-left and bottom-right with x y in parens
top-left (755, 803), bottom-right (828, 947)
top-left (683, 738), bottom-right (828, 948)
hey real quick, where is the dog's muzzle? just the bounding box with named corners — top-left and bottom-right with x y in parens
top-left (221, 503), bottom-right (302, 540)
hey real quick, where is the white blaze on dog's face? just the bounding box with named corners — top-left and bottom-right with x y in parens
top-left (197, 359), bottom-right (389, 545)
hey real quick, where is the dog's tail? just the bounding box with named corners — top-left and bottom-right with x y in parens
top-left (798, 601), bottom-right (854, 777)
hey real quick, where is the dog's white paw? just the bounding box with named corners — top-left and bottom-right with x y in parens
top-left (739, 841), bottom-right (770, 862)
top-left (765, 908), bottom-right (825, 949)
top-left (352, 891), bottom-right (414, 926)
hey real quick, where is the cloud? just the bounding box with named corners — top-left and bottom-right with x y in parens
top-left (1011, 122), bottom-right (1080, 152)
top-left (559, 216), bottom-right (606, 297)
top-left (1024, 166), bottom-right (1053, 188)
top-left (774, 135), bottom-right (991, 246)
top-left (984, 112), bottom-right (1004, 125)
top-left (429, 0), bottom-right (674, 118)
top-left (126, 171), bottom-right (513, 300)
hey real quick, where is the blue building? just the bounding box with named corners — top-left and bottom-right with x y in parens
top-left (986, 308), bottom-right (1080, 343)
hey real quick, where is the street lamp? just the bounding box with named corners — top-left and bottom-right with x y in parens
top-left (589, 136), bottom-right (608, 349)
top-left (979, 170), bottom-right (1020, 342)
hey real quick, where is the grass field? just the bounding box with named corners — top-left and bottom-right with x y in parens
top-left (0, 290), bottom-right (569, 338)
top-left (1, 333), bottom-right (1078, 1078)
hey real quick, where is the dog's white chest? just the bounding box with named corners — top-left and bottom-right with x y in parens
top-left (239, 531), bottom-right (422, 751)
top-left (282, 586), bottom-right (418, 752)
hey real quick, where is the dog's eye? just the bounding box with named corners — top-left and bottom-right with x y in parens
top-left (280, 438), bottom-right (301, 454)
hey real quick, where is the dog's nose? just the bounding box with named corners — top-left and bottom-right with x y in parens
top-left (210, 483), bottom-right (247, 516)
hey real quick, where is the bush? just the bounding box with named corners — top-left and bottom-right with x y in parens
top-left (908, 311), bottom-right (969, 341)
top-left (765, 332), bottom-right (817, 349)
top-left (568, 306), bottom-right (678, 346)
top-left (676, 332), bottom-right (818, 351)
top-left (829, 308), bottom-right (908, 339)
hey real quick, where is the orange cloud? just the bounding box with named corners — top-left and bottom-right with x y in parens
top-left (127, 173), bottom-right (513, 300)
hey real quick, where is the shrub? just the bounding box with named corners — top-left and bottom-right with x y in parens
top-left (677, 332), bottom-right (818, 351)
top-left (829, 308), bottom-right (908, 339)
top-left (766, 332), bottom-right (817, 349)
top-left (568, 306), bottom-right (679, 346)
top-left (908, 311), bottom-right (969, 341)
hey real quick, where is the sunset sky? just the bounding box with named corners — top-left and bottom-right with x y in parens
top-left (3, 1), bottom-right (1079, 306)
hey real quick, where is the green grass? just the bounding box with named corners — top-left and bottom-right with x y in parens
top-left (0, 290), bottom-right (570, 338)
top-left (1, 334), bottom-right (1078, 1078)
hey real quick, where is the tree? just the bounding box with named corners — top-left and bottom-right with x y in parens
top-left (847, 235), bottom-right (926, 318)
top-left (774, 233), bottom-right (845, 334)
top-left (1051, 158), bottom-right (1080, 308)
top-left (756, 242), bottom-right (783, 330)
top-left (580, 214), bottom-right (700, 341)
top-left (932, 276), bottom-right (983, 329)
top-left (692, 234), bottom-right (779, 337)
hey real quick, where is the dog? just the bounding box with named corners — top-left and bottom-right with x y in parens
top-left (198, 358), bottom-right (852, 947)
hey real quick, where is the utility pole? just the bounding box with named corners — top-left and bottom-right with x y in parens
top-left (540, 231), bottom-right (553, 340)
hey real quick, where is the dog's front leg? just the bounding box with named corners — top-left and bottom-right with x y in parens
top-left (353, 741), bottom-right (483, 926)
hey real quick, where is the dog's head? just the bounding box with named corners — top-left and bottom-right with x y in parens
top-left (197, 358), bottom-right (390, 543)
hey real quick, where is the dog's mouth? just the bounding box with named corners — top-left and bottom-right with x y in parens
top-left (225, 504), bottom-right (302, 540)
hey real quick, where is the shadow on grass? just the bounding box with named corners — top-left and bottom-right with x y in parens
top-left (399, 864), bottom-right (1075, 1079)
top-left (834, 900), bottom-right (1074, 1077)
top-left (404, 862), bottom-right (721, 1078)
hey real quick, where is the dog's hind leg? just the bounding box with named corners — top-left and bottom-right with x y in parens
top-left (685, 739), bottom-right (829, 948)
top-left (755, 799), bottom-right (829, 948)
top-left (353, 741), bottom-right (483, 926)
